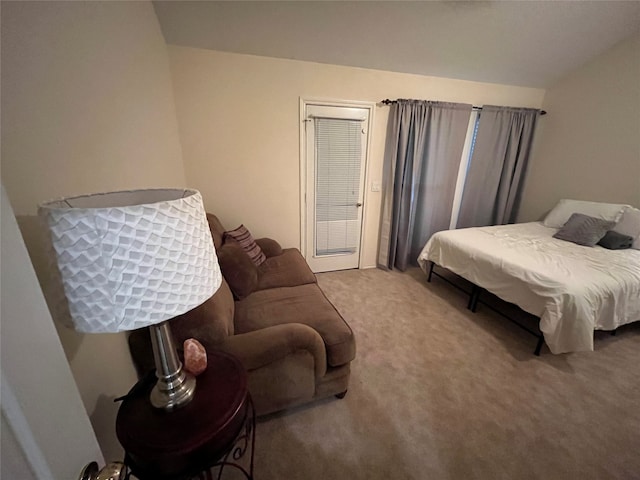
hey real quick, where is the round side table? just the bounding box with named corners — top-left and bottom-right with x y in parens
top-left (116, 351), bottom-right (255, 480)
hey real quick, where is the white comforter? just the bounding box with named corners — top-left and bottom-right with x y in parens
top-left (417, 222), bottom-right (640, 354)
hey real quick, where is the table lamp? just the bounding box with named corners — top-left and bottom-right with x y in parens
top-left (38, 188), bottom-right (221, 411)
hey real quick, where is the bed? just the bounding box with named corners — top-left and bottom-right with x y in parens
top-left (417, 218), bottom-right (640, 354)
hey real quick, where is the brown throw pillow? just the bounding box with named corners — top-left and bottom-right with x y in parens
top-left (217, 243), bottom-right (258, 300)
top-left (224, 224), bottom-right (267, 266)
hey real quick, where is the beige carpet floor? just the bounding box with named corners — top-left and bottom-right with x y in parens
top-left (249, 267), bottom-right (640, 480)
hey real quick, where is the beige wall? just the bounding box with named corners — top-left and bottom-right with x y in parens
top-left (519, 33), bottom-right (640, 222)
top-left (169, 46), bottom-right (545, 268)
top-left (1, 1), bottom-right (185, 460)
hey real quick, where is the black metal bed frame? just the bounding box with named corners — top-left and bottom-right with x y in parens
top-left (426, 261), bottom-right (546, 356)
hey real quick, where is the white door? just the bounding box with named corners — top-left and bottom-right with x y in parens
top-left (1, 186), bottom-right (104, 479)
top-left (303, 103), bottom-right (371, 273)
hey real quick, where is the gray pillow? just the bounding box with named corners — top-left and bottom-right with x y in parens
top-left (553, 213), bottom-right (615, 247)
top-left (597, 231), bottom-right (633, 250)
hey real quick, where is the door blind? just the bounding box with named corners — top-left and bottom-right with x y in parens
top-left (314, 118), bottom-right (362, 256)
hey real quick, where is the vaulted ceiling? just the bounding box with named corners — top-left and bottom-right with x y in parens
top-left (153, 1), bottom-right (640, 88)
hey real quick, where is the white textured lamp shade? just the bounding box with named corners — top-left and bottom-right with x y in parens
top-left (38, 188), bottom-right (221, 333)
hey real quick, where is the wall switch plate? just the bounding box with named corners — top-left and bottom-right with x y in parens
top-left (371, 181), bottom-right (381, 192)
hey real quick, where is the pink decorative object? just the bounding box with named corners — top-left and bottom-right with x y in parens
top-left (183, 338), bottom-right (207, 376)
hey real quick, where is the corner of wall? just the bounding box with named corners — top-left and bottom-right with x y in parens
top-left (518, 32), bottom-right (640, 222)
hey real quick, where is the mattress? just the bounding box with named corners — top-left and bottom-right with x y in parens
top-left (417, 222), bottom-right (640, 354)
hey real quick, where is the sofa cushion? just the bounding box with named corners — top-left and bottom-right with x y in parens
top-left (128, 280), bottom-right (235, 376)
top-left (257, 248), bottom-right (317, 291)
top-left (170, 278), bottom-right (235, 345)
top-left (255, 237), bottom-right (283, 258)
top-left (234, 284), bottom-right (356, 367)
top-left (218, 243), bottom-right (258, 300)
top-left (206, 214), bottom-right (226, 251)
top-left (224, 224), bottom-right (267, 266)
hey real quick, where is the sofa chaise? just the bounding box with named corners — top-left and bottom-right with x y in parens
top-left (128, 214), bottom-right (356, 416)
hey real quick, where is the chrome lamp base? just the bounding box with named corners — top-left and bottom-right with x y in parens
top-left (149, 321), bottom-right (196, 411)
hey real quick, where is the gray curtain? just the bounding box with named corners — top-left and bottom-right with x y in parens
top-left (457, 106), bottom-right (540, 228)
top-left (378, 100), bottom-right (472, 271)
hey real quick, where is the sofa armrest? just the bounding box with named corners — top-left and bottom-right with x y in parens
top-left (255, 237), bottom-right (283, 258)
top-left (218, 323), bottom-right (327, 378)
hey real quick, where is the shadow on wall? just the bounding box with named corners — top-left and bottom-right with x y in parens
top-left (16, 214), bottom-right (137, 462)
top-left (91, 394), bottom-right (125, 462)
top-left (16, 215), bottom-right (84, 362)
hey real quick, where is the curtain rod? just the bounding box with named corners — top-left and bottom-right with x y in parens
top-left (380, 99), bottom-right (547, 116)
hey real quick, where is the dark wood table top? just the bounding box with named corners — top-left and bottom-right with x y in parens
top-left (116, 351), bottom-right (248, 479)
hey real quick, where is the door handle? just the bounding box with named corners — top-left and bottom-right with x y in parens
top-left (356, 203), bottom-right (363, 207)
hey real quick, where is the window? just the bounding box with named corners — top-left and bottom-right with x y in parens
top-left (449, 111), bottom-right (480, 229)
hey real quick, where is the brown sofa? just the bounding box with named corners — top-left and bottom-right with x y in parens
top-left (128, 214), bottom-right (356, 416)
